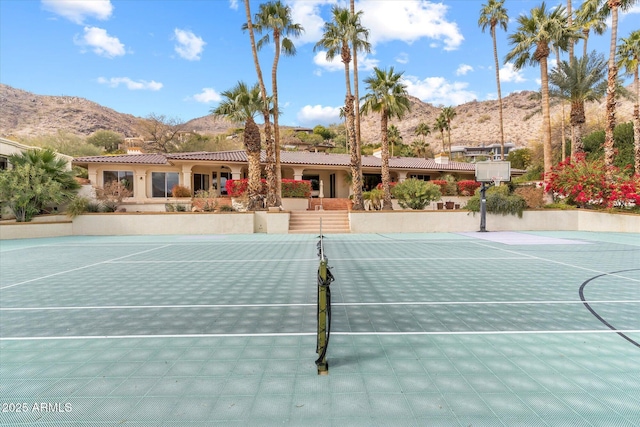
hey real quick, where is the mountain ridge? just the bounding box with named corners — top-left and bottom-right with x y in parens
top-left (1, 83), bottom-right (634, 149)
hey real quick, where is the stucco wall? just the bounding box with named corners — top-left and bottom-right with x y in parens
top-left (1, 210), bottom-right (638, 239)
top-left (71, 212), bottom-right (254, 235)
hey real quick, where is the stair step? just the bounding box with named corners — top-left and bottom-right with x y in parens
top-left (288, 210), bottom-right (350, 233)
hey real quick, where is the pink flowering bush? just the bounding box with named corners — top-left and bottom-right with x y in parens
top-left (545, 154), bottom-right (640, 208)
top-left (225, 179), bottom-right (311, 198)
top-left (457, 180), bottom-right (481, 196)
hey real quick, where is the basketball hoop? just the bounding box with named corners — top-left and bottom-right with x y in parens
top-left (491, 176), bottom-right (502, 187)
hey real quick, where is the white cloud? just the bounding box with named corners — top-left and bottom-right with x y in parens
top-left (395, 52), bottom-right (409, 64)
top-left (42, 0), bottom-right (113, 24)
top-left (98, 77), bottom-right (163, 91)
top-left (192, 88), bottom-right (222, 103)
top-left (173, 29), bottom-right (206, 61)
top-left (289, 0), bottom-right (335, 45)
top-left (485, 93), bottom-right (498, 101)
top-left (75, 26), bottom-right (125, 58)
top-left (359, 1), bottom-right (463, 50)
top-left (228, 0), bottom-right (239, 11)
top-left (535, 78), bottom-right (542, 86)
top-left (456, 64), bottom-right (473, 76)
top-left (296, 104), bottom-right (341, 126)
top-left (289, 0), bottom-right (463, 50)
top-left (499, 62), bottom-right (526, 83)
top-left (402, 75), bottom-right (476, 106)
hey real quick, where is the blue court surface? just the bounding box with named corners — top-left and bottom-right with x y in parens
top-left (0, 231), bottom-right (638, 426)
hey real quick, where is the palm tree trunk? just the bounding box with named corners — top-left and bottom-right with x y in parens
top-left (350, 0), bottom-right (363, 197)
top-left (272, 32), bottom-right (282, 201)
top-left (604, 1), bottom-right (620, 170)
top-left (634, 67), bottom-right (640, 174)
top-left (243, 0), bottom-right (277, 207)
top-left (245, 117), bottom-right (264, 211)
top-left (567, 0), bottom-right (574, 61)
top-left (492, 26), bottom-right (505, 160)
top-left (343, 44), bottom-right (363, 210)
top-left (583, 29), bottom-right (590, 58)
top-left (570, 100), bottom-right (585, 153)
top-left (555, 47), bottom-right (567, 160)
top-left (540, 54), bottom-right (553, 203)
top-left (380, 112), bottom-right (392, 210)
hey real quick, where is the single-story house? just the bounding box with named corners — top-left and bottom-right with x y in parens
top-left (72, 150), bottom-right (518, 210)
top-left (0, 137), bottom-right (73, 171)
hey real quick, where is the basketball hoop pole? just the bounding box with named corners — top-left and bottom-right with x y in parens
top-left (479, 182), bottom-right (488, 232)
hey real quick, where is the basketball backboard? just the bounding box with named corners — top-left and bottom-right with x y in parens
top-left (475, 160), bottom-right (511, 183)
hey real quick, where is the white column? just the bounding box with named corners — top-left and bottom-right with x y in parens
top-left (134, 170), bottom-right (146, 201)
top-left (181, 165), bottom-right (192, 190)
top-left (397, 171), bottom-right (408, 182)
top-left (293, 167), bottom-right (305, 181)
top-left (230, 166), bottom-right (243, 180)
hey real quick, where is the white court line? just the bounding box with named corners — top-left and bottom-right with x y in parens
top-left (2, 329), bottom-right (639, 341)
top-left (111, 258), bottom-right (318, 264)
top-left (330, 256), bottom-right (531, 262)
top-left (469, 241), bottom-right (640, 283)
top-left (2, 300), bottom-right (639, 311)
top-left (0, 244), bottom-right (173, 291)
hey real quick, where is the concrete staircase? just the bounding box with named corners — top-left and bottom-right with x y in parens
top-left (288, 210), bottom-right (350, 234)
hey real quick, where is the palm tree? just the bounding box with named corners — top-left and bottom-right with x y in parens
top-left (549, 52), bottom-right (608, 154)
top-left (434, 114), bottom-right (448, 154)
top-left (479, 0), bottom-right (509, 160)
top-left (414, 122), bottom-right (431, 146)
top-left (361, 67), bottom-right (411, 210)
top-left (617, 30), bottom-right (640, 173)
top-left (314, 6), bottom-right (370, 210)
top-left (242, 0), bottom-right (277, 207)
top-left (602, 0), bottom-right (639, 169)
top-left (211, 82), bottom-right (266, 210)
top-left (411, 139), bottom-right (430, 158)
top-left (505, 2), bottom-right (573, 201)
top-left (441, 106), bottom-right (457, 157)
top-left (575, 0), bottom-right (607, 58)
top-left (251, 1), bottom-right (303, 201)
top-left (388, 124), bottom-right (402, 157)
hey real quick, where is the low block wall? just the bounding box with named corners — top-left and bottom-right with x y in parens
top-left (1, 210), bottom-right (638, 239)
top-left (71, 212), bottom-right (254, 235)
top-left (0, 221), bottom-right (73, 239)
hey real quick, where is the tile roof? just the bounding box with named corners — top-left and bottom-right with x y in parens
top-left (73, 150), bottom-right (478, 172)
top-left (73, 153), bottom-right (169, 165)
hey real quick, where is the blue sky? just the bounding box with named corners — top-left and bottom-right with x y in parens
top-left (1, 0), bottom-right (638, 128)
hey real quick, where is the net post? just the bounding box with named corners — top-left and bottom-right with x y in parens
top-left (316, 259), bottom-right (329, 375)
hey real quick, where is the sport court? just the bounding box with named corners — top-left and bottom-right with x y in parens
top-left (1, 231), bottom-right (639, 426)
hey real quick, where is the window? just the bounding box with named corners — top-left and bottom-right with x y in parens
top-left (220, 172), bottom-right (231, 195)
top-left (152, 172), bottom-right (179, 197)
top-left (0, 156), bottom-right (8, 170)
top-left (193, 173), bottom-right (210, 193)
top-left (103, 170), bottom-right (134, 195)
top-left (302, 175), bottom-right (320, 191)
top-left (409, 174), bottom-right (431, 181)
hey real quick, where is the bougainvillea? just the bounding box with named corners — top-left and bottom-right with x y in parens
top-left (225, 179), bottom-right (311, 198)
top-left (457, 180), bottom-right (481, 196)
top-left (545, 153), bottom-right (640, 208)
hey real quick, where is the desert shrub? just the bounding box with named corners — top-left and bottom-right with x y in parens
top-left (514, 185), bottom-right (545, 209)
top-left (95, 180), bottom-right (131, 212)
top-left (281, 179), bottom-right (312, 198)
top-left (375, 182), bottom-right (398, 195)
top-left (546, 153), bottom-right (640, 208)
top-left (165, 203), bottom-right (175, 212)
top-left (392, 179), bottom-right (442, 210)
top-left (363, 189), bottom-right (384, 210)
top-left (457, 180), bottom-right (481, 196)
top-left (192, 189), bottom-right (218, 212)
top-left (478, 114), bottom-right (491, 124)
top-left (218, 204), bottom-right (236, 212)
top-left (466, 184), bottom-right (528, 217)
top-left (171, 185), bottom-right (192, 198)
top-left (66, 196), bottom-right (90, 218)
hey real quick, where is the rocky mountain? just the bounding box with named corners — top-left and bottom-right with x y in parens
top-left (1, 83), bottom-right (634, 149)
top-left (0, 84), bottom-right (142, 138)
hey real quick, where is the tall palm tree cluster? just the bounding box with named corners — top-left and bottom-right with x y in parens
top-left (494, 0), bottom-right (639, 201)
top-left (214, 0), bottom-right (637, 211)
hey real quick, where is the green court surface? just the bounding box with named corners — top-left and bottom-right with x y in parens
top-left (0, 231), bottom-right (638, 426)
